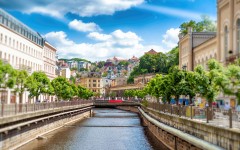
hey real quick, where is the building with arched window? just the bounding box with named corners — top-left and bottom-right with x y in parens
top-left (179, 0), bottom-right (240, 71)
top-left (179, 0), bottom-right (240, 108)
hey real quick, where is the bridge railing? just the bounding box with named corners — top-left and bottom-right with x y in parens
top-left (94, 99), bottom-right (139, 104)
top-left (147, 102), bottom-right (240, 129)
top-left (0, 100), bottom-right (93, 118)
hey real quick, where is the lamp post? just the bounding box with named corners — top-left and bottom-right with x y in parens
top-left (182, 65), bottom-right (187, 105)
top-left (182, 65), bottom-right (187, 71)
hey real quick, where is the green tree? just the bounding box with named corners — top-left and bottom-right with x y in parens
top-left (15, 70), bottom-right (28, 103)
top-left (169, 66), bottom-right (184, 104)
top-left (77, 85), bottom-right (94, 99)
top-left (179, 20), bottom-right (198, 35)
top-left (51, 77), bottom-right (74, 100)
top-left (179, 15), bottom-right (216, 36)
top-left (97, 61), bottom-right (106, 68)
top-left (26, 71), bottom-right (51, 101)
top-left (224, 64), bottom-right (240, 104)
top-left (0, 60), bottom-right (17, 102)
top-left (178, 71), bottom-right (197, 104)
top-left (166, 46), bottom-right (179, 70)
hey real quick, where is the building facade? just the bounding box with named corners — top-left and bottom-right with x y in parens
top-left (0, 8), bottom-right (57, 104)
top-left (179, 0), bottom-right (240, 70)
top-left (43, 41), bottom-right (57, 80)
top-left (179, 0), bottom-right (240, 107)
top-left (78, 77), bottom-right (104, 96)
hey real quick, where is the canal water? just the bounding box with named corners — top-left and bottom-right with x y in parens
top-left (18, 108), bottom-right (167, 150)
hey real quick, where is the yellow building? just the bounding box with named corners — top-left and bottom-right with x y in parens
top-left (78, 77), bottom-right (104, 96)
top-left (179, 0), bottom-right (240, 70)
top-left (179, 0), bottom-right (240, 107)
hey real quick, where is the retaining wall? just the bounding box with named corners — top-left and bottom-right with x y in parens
top-left (0, 110), bottom-right (91, 150)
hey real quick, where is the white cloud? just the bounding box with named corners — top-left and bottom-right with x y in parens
top-left (44, 30), bottom-right (165, 61)
top-left (87, 32), bottom-right (112, 41)
top-left (87, 30), bottom-right (142, 47)
top-left (162, 28), bottom-right (180, 50)
top-left (0, 0), bottom-right (144, 18)
top-left (68, 19), bottom-right (101, 32)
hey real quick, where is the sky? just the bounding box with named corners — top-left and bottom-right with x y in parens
top-left (0, 0), bottom-right (216, 61)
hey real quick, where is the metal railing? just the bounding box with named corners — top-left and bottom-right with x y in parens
top-left (147, 102), bottom-right (240, 129)
top-left (0, 100), bottom-right (93, 118)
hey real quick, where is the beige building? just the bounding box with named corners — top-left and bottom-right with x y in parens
top-left (179, 0), bottom-right (240, 107)
top-left (179, 0), bottom-right (240, 70)
top-left (134, 73), bottom-right (156, 84)
top-left (111, 76), bottom-right (128, 87)
top-left (78, 77), bottom-right (104, 96)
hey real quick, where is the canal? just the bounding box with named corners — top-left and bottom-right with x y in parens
top-left (18, 108), bottom-right (167, 150)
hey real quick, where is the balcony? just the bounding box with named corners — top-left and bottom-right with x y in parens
top-left (226, 53), bottom-right (240, 64)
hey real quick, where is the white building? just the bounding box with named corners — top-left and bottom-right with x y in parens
top-left (0, 8), bottom-right (57, 104)
top-left (44, 41), bottom-right (57, 80)
top-left (61, 67), bottom-right (71, 79)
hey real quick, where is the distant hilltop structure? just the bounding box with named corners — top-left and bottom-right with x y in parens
top-left (145, 49), bottom-right (158, 55)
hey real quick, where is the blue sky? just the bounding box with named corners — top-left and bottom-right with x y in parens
top-left (0, 0), bottom-right (216, 61)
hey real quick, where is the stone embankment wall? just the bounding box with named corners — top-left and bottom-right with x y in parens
top-left (141, 107), bottom-right (240, 150)
top-left (0, 110), bottom-right (91, 150)
top-left (117, 106), bottom-right (233, 150)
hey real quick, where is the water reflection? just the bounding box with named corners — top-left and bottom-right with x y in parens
top-left (18, 108), bottom-right (167, 150)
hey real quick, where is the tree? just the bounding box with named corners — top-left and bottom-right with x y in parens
top-left (224, 64), bottom-right (240, 104)
top-left (77, 85), bottom-right (94, 99)
top-left (26, 71), bottom-right (51, 101)
top-left (166, 46), bottom-right (179, 70)
top-left (193, 60), bottom-right (224, 107)
top-left (0, 60), bottom-right (17, 102)
top-left (179, 15), bottom-right (216, 36)
top-left (97, 61), bottom-right (106, 68)
top-left (0, 60), bottom-right (17, 89)
top-left (197, 15), bottom-right (216, 32)
top-left (168, 66), bottom-right (184, 104)
top-left (15, 70), bottom-right (28, 103)
top-left (51, 77), bottom-right (76, 100)
top-left (179, 20), bottom-right (198, 35)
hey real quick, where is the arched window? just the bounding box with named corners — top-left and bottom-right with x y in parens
top-left (224, 26), bottom-right (228, 56)
top-left (237, 19), bottom-right (240, 53)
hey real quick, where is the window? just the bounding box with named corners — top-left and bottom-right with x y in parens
top-left (5, 35), bottom-right (7, 44)
top-left (93, 84), bottom-right (96, 87)
top-left (9, 37), bottom-right (11, 46)
top-left (224, 26), bottom-right (228, 57)
top-left (237, 19), bottom-right (240, 53)
top-left (0, 34), bottom-right (2, 42)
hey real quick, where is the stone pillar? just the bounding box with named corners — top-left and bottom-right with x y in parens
top-left (188, 27), bottom-right (193, 71)
top-left (229, 0), bottom-right (234, 53)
